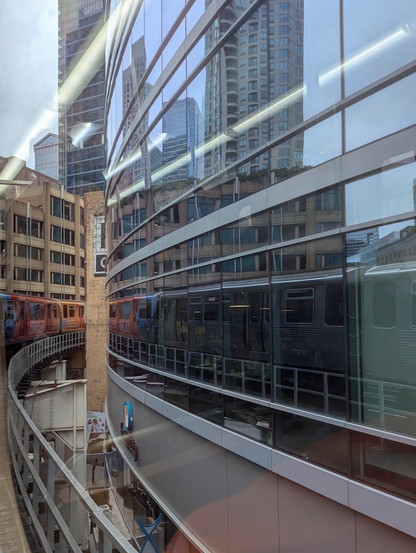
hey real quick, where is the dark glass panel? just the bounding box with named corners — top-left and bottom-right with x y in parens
top-left (274, 411), bottom-right (350, 475)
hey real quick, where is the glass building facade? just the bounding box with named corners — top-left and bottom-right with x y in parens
top-left (104, 0), bottom-right (416, 550)
top-left (59, 0), bottom-right (106, 195)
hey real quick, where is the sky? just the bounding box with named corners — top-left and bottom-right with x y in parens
top-left (0, 1), bottom-right (58, 168)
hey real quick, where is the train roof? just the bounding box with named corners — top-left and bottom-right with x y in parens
top-left (365, 261), bottom-right (416, 276)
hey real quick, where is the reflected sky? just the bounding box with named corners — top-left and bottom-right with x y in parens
top-left (0, 0), bottom-right (57, 167)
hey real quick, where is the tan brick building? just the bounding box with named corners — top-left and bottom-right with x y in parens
top-left (84, 191), bottom-right (107, 411)
top-left (0, 156), bottom-right (85, 299)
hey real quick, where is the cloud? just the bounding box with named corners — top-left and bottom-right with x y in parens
top-left (0, 0), bottom-right (58, 164)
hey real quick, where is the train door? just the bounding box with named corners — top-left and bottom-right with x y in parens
top-left (4, 300), bottom-right (15, 342)
top-left (177, 297), bottom-right (188, 346)
top-left (47, 302), bottom-right (60, 334)
top-left (28, 301), bottom-right (46, 337)
top-left (224, 289), bottom-right (269, 361)
top-left (322, 283), bottom-right (345, 373)
top-left (137, 299), bottom-right (150, 342)
top-left (189, 296), bottom-right (203, 351)
top-left (120, 301), bottom-right (132, 336)
top-left (67, 304), bottom-right (77, 329)
top-left (247, 289), bottom-right (270, 361)
top-left (202, 294), bottom-right (221, 355)
top-left (280, 287), bottom-right (315, 368)
top-left (109, 302), bottom-right (118, 333)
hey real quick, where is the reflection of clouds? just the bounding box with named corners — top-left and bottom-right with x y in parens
top-left (0, 0), bottom-right (58, 165)
top-left (1, 0), bottom-right (134, 183)
top-left (345, 162), bottom-right (416, 227)
top-left (318, 28), bottom-right (407, 85)
top-left (109, 86), bottom-right (305, 205)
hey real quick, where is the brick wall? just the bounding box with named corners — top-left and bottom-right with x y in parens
top-left (84, 191), bottom-right (107, 411)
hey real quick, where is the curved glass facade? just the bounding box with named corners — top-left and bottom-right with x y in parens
top-left (105, 0), bottom-right (416, 547)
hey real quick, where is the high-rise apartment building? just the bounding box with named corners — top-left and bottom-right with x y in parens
top-left (58, 0), bottom-right (106, 195)
top-left (103, 1), bottom-right (416, 551)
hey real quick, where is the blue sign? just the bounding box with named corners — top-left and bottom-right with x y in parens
top-left (123, 401), bottom-right (133, 432)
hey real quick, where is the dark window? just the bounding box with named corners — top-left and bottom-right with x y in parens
top-left (285, 288), bottom-right (314, 324)
top-left (372, 282), bottom-right (395, 328)
top-left (204, 296), bottom-right (219, 322)
top-left (325, 285), bottom-right (344, 326)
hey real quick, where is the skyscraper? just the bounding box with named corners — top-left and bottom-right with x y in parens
top-left (33, 133), bottom-right (60, 181)
top-left (58, 0), bottom-right (106, 195)
top-left (102, 0), bottom-right (416, 550)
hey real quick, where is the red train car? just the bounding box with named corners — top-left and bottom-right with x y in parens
top-left (1, 294), bottom-right (85, 347)
top-left (61, 301), bottom-right (85, 332)
top-left (108, 295), bottom-right (159, 343)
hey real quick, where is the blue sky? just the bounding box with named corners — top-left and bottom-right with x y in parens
top-left (0, 1), bottom-right (58, 167)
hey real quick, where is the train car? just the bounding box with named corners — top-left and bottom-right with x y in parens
top-left (2, 294), bottom-right (60, 345)
top-left (222, 278), bottom-right (270, 363)
top-left (188, 285), bottom-right (222, 355)
top-left (60, 300), bottom-right (85, 332)
top-left (1, 293), bottom-right (85, 348)
top-left (108, 270), bottom-right (346, 374)
top-left (361, 262), bottom-right (416, 386)
top-left (163, 289), bottom-right (188, 349)
top-left (272, 269), bottom-right (345, 374)
top-left (108, 295), bottom-right (159, 344)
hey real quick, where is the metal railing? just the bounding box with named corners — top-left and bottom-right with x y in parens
top-left (8, 332), bottom-right (137, 553)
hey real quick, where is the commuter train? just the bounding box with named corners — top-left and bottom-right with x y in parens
top-left (1, 293), bottom-right (85, 348)
top-left (108, 263), bottom-right (416, 387)
top-left (109, 269), bottom-right (346, 374)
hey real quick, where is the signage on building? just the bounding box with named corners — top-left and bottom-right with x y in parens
top-left (87, 411), bottom-right (107, 434)
top-left (123, 401), bottom-right (133, 432)
top-left (94, 215), bottom-right (106, 276)
top-left (122, 401), bottom-right (139, 461)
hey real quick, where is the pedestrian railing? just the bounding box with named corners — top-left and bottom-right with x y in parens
top-left (8, 332), bottom-right (137, 553)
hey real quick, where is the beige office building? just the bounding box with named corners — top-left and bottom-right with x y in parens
top-left (0, 156), bottom-right (85, 299)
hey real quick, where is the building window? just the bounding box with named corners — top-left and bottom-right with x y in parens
top-left (51, 272), bottom-right (75, 286)
top-left (14, 215), bottom-right (44, 238)
top-left (50, 251), bottom-right (75, 265)
top-left (14, 268), bottom-right (43, 282)
top-left (50, 225), bottom-right (75, 246)
top-left (51, 196), bottom-right (75, 221)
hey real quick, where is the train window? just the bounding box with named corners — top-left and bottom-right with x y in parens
top-left (204, 296), bottom-right (219, 322)
top-left (109, 305), bottom-right (116, 318)
top-left (189, 297), bottom-right (202, 321)
top-left (411, 281), bottom-right (416, 327)
top-left (6, 301), bottom-right (15, 320)
top-left (325, 285), bottom-right (343, 326)
top-left (69, 306), bottom-right (75, 318)
top-left (121, 302), bottom-right (131, 319)
top-left (372, 282), bottom-right (396, 328)
top-left (138, 300), bottom-right (147, 320)
top-left (63, 305), bottom-right (68, 318)
top-left (285, 288), bottom-right (314, 324)
top-left (33, 303), bottom-right (45, 320)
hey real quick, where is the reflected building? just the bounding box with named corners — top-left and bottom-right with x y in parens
top-left (204, 0), bottom-right (304, 178)
top-left (58, 0), bottom-right (106, 195)
top-left (33, 133), bottom-right (60, 181)
top-left (103, 1), bottom-right (416, 551)
top-left (162, 97), bottom-right (204, 184)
